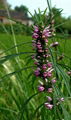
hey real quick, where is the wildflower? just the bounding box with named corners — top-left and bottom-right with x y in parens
top-left (32, 25), bottom-right (64, 110)
top-left (43, 72), bottom-right (48, 78)
top-left (34, 26), bottom-right (39, 33)
top-left (44, 39), bottom-right (48, 43)
top-left (47, 63), bottom-right (52, 68)
top-left (34, 69), bottom-right (40, 77)
top-left (67, 71), bottom-right (71, 76)
top-left (38, 49), bottom-right (43, 53)
top-left (51, 79), bottom-right (56, 84)
top-left (42, 27), bottom-right (51, 38)
top-left (42, 64), bottom-right (47, 70)
top-left (47, 96), bottom-right (52, 102)
top-left (50, 42), bottom-right (59, 47)
top-left (34, 62), bottom-right (38, 65)
top-left (32, 33), bottom-right (39, 39)
top-left (45, 103), bottom-right (53, 109)
top-left (37, 56), bottom-right (40, 59)
top-left (31, 55), bottom-right (35, 59)
top-left (38, 85), bottom-right (45, 92)
top-left (47, 71), bottom-right (52, 77)
top-left (36, 44), bottom-right (41, 49)
top-left (48, 88), bottom-right (53, 93)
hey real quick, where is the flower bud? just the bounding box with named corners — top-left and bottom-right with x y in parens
top-left (45, 103), bottom-right (53, 109)
top-left (48, 88), bottom-right (53, 93)
top-left (38, 85), bottom-right (45, 92)
top-left (47, 96), bottom-right (52, 101)
top-left (51, 79), bottom-right (56, 84)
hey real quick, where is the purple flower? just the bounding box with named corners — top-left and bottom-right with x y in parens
top-left (42, 64), bottom-right (47, 70)
top-left (37, 56), bottom-right (40, 59)
top-left (38, 49), bottom-right (43, 53)
top-left (37, 42), bottom-right (41, 45)
top-left (47, 71), bottom-right (52, 77)
top-left (47, 63), bottom-right (52, 68)
top-left (42, 27), bottom-right (51, 38)
top-left (45, 54), bottom-right (50, 58)
top-left (31, 55), bottom-right (35, 59)
top-left (43, 72), bottom-right (48, 78)
top-left (51, 79), bottom-right (56, 84)
top-left (48, 88), bottom-right (53, 93)
top-left (34, 69), bottom-right (40, 77)
top-left (38, 85), bottom-right (45, 92)
top-left (34, 62), bottom-right (38, 65)
top-left (43, 55), bottom-right (46, 57)
top-left (34, 26), bottom-right (39, 33)
top-left (43, 71), bottom-right (52, 78)
top-left (44, 39), bottom-right (48, 43)
top-left (45, 103), bottom-right (53, 109)
top-left (32, 33), bottom-right (39, 39)
top-left (37, 46), bottom-right (42, 50)
top-left (36, 44), bottom-right (42, 49)
top-left (47, 96), bottom-right (52, 102)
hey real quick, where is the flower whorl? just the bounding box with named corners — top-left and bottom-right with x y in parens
top-left (32, 25), bottom-right (64, 110)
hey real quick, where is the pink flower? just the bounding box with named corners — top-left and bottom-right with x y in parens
top-left (34, 69), bottom-right (40, 77)
top-left (43, 71), bottom-right (52, 78)
top-left (47, 71), bottom-right (52, 77)
top-left (38, 49), bottom-right (43, 53)
top-left (47, 96), bottom-right (52, 101)
top-left (31, 55), bottom-right (35, 59)
top-left (42, 64), bottom-right (47, 70)
top-left (36, 44), bottom-right (41, 47)
top-left (50, 42), bottom-right (59, 47)
top-left (67, 71), bottom-right (71, 76)
top-left (60, 98), bottom-right (64, 102)
top-left (45, 48), bottom-right (48, 52)
top-left (43, 72), bottom-right (48, 78)
top-left (42, 27), bottom-right (51, 38)
top-left (47, 63), bottom-right (52, 68)
top-left (34, 62), bottom-right (38, 65)
top-left (38, 85), bottom-right (45, 92)
top-left (45, 103), bottom-right (53, 109)
top-left (34, 26), bottom-right (39, 33)
top-left (51, 79), bottom-right (56, 83)
top-left (44, 39), bottom-right (48, 43)
top-left (48, 88), bottom-right (53, 93)
top-left (43, 55), bottom-right (46, 57)
top-left (37, 56), bottom-right (40, 59)
top-left (37, 42), bottom-right (41, 45)
top-left (32, 33), bottom-right (39, 39)
top-left (37, 45), bottom-right (42, 49)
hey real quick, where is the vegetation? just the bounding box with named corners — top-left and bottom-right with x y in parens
top-left (15, 5), bottom-right (28, 17)
top-left (0, 0), bottom-right (71, 120)
top-left (0, 24), bottom-right (32, 35)
top-left (49, 7), bottom-right (71, 34)
top-left (0, 32), bottom-right (71, 120)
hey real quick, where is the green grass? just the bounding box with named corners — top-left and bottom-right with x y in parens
top-left (0, 33), bottom-right (71, 120)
